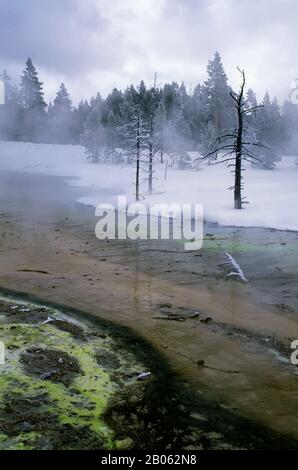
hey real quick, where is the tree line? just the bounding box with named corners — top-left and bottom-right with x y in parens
top-left (1, 53), bottom-right (298, 172)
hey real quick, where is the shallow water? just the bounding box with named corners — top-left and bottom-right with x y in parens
top-left (0, 170), bottom-right (297, 446)
top-left (201, 222), bottom-right (298, 311)
top-left (79, 180), bottom-right (298, 313)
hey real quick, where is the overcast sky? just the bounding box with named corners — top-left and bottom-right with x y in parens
top-left (0, 0), bottom-right (296, 104)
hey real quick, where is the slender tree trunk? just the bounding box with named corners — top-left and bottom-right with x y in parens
top-left (148, 114), bottom-right (153, 194)
top-left (148, 143), bottom-right (153, 194)
top-left (148, 74), bottom-right (157, 193)
top-left (234, 152), bottom-right (242, 209)
top-left (234, 86), bottom-right (244, 209)
top-left (164, 159), bottom-right (168, 181)
top-left (136, 114), bottom-right (140, 201)
top-left (204, 69), bottom-right (263, 210)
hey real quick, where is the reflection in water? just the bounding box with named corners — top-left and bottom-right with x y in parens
top-left (133, 240), bottom-right (153, 317)
top-left (125, 218), bottom-right (298, 315)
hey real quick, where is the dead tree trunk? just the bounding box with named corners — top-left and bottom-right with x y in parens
top-left (148, 73), bottom-right (157, 194)
top-left (234, 71), bottom-right (245, 209)
top-left (136, 113), bottom-right (140, 201)
top-left (202, 68), bottom-right (265, 210)
top-left (148, 115), bottom-right (153, 194)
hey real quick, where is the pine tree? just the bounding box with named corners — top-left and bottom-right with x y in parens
top-left (20, 58), bottom-right (46, 111)
top-left (163, 82), bottom-right (180, 119)
top-left (189, 83), bottom-right (205, 148)
top-left (202, 52), bottom-right (234, 137)
top-left (105, 110), bottom-right (122, 158)
top-left (48, 83), bottom-right (73, 144)
top-left (146, 78), bottom-right (162, 193)
top-left (282, 100), bottom-right (298, 156)
top-left (254, 92), bottom-right (282, 168)
top-left (2, 58), bottom-right (297, 169)
top-left (154, 96), bottom-right (167, 163)
top-left (72, 100), bottom-right (90, 144)
top-left (119, 86), bottom-right (150, 198)
top-left (202, 69), bottom-right (266, 209)
top-left (244, 89), bottom-right (260, 165)
top-left (83, 94), bottom-right (106, 163)
top-left (201, 121), bottom-right (217, 163)
top-left (53, 83), bottom-right (72, 111)
top-left (1, 70), bottom-right (12, 104)
top-left (0, 70), bottom-right (22, 140)
top-left (102, 88), bottom-right (124, 154)
top-left (20, 58), bottom-right (46, 141)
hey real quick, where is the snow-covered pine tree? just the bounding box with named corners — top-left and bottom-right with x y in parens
top-left (82, 94), bottom-right (106, 163)
top-left (2, 55), bottom-right (296, 165)
top-left (189, 83), bottom-right (205, 149)
top-left (102, 88), bottom-right (124, 159)
top-left (146, 77), bottom-right (162, 193)
top-left (54, 83), bottom-right (72, 110)
top-left (154, 96), bottom-right (167, 163)
top-left (282, 99), bottom-right (298, 157)
top-left (72, 100), bottom-right (90, 144)
top-left (0, 70), bottom-right (22, 141)
top-left (202, 68), bottom-right (267, 209)
top-left (48, 83), bottom-right (73, 144)
top-left (201, 121), bottom-right (217, 164)
top-left (202, 52), bottom-right (235, 138)
top-left (120, 92), bottom-right (149, 199)
top-left (20, 59), bottom-right (46, 110)
top-left (244, 89), bottom-right (261, 166)
top-left (254, 92), bottom-right (282, 169)
top-left (20, 58), bottom-right (47, 141)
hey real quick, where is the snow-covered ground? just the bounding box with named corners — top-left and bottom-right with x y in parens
top-left (0, 141), bottom-right (297, 231)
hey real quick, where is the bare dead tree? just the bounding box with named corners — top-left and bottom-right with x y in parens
top-left (134, 108), bottom-right (150, 201)
top-left (202, 68), bottom-right (266, 209)
top-left (148, 109), bottom-right (154, 194)
top-left (117, 105), bottom-right (146, 201)
top-left (136, 111), bottom-right (141, 201)
top-left (147, 72), bottom-right (158, 194)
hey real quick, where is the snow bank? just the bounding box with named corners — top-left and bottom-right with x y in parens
top-left (0, 141), bottom-right (297, 232)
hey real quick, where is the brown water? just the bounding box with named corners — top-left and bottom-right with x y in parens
top-left (0, 170), bottom-right (297, 446)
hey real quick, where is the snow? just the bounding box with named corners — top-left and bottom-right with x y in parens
top-left (0, 141), bottom-right (297, 232)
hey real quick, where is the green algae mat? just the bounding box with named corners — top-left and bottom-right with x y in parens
top-left (0, 294), bottom-right (297, 451)
top-left (0, 297), bottom-right (149, 450)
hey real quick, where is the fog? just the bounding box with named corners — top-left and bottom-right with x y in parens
top-left (0, 1), bottom-right (297, 167)
top-left (0, 1), bottom-right (298, 454)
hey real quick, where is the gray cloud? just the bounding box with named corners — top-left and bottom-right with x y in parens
top-left (0, 0), bottom-right (296, 103)
top-left (0, 0), bottom-right (125, 72)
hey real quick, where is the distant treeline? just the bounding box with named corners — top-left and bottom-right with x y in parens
top-left (1, 53), bottom-right (298, 169)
